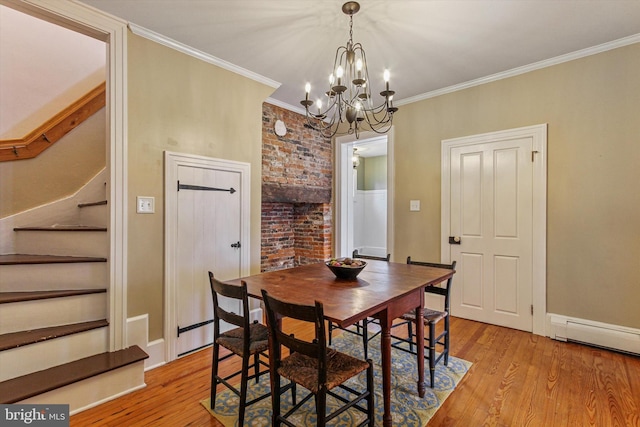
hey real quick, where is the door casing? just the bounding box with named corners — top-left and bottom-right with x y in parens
top-left (441, 124), bottom-right (547, 336)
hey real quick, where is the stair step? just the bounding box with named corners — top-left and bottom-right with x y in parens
top-left (13, 225), bottom-right (107, 232)
top-left (0, 320), bottom-right (108, 352)
top-left (0, 345), bottom-right (148, 404)
top-left (0, 289), bottom-right (106, 304)
top-left (0, 254), bottom-right (107, 265)
top-left (77, 200), bottom-right (107, 208)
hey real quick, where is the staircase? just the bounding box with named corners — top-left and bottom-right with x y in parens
top-left (0, 169), bottom-right (148, 413)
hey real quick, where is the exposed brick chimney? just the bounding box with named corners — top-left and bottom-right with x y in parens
top-left (261, 103), bottom-right (332, 272)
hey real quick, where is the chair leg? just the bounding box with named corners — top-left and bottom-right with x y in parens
top-left (428, 322), bottom-right (436, 388)
top-left (291, 381), bottom-right (297, 406)
top-left (328, 321), bottom-right (334, 345)
top-left (444, 316), bottom-right (450, 366)
top-left (272, 373), bottom-right (282, 427)
top-left (239, 355), bottom-right (250, 426)
top-left (254, 352), bottom-right (260, 383)
top-left (316, 387), bottom-right (327, 427)
top-left (366, 360), bottom-right (375, 426)
top-left (210, 342), bottom-right (220, 410)
top-left (362, 319), bottom-right (369, 360)
top-left (408, 321), bottom-right (415, 353)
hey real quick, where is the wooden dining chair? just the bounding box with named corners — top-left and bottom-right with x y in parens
top-left (261, 289), bottom-right (375, 427)
top-left (328, 249), bottom-right (390, 359)
top-left (208, 272), bottom-right (273, 425)
top-left (390, 257), bottom-right (456, 387)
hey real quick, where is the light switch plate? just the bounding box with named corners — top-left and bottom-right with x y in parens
top-left (137, 196), bottom-right (155, 214)
top-left (410, 200), bottom-right (421, 211)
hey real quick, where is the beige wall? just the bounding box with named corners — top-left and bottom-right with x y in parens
top-left (392, 43), bottom-right (640, 329)
top-left (127, 34), bottom-right (275, 340)
top-left (0, 110), bottom-right (106, 217)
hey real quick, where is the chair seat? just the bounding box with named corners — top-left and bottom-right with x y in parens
top-left (217, 322), bottom-right (269, 356)
top-left (401, 307), bottom-right (448, 324)
top-left (278, 349), bottom-right (370, 394)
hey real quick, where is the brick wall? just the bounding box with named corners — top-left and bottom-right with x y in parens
top-left (261, 103), bottom-right (332, 272)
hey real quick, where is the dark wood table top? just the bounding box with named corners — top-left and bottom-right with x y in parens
top-left (229, 260), bottom-right (455, 328)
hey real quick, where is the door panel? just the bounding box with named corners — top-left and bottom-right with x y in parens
top-left (460, 253), bottom-right (483, 309)
top-left (449, 137), bottom-right (533, 332)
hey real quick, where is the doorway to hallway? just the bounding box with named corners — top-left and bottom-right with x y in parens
top-left (335, 131), bottom-right (395, 259)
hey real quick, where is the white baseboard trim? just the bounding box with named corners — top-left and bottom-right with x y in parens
top-left (127, 314), bottom-right (166, 370)
top-left (547, 313), bottom-right (640, 355)
top-left (125, 310), bottom-right (266, 372)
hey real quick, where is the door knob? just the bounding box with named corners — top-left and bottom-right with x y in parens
top-left (448, 236), bottom-right (461, 245)
top-left (230, 241), bottom-right (241, 248)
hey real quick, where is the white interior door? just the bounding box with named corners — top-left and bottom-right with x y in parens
top-left (442, 125), bottom-right (547, 334)
top-left (175, 165), bottom-right (241, 356)
top-left (165, 152), bottom-right (251, 360)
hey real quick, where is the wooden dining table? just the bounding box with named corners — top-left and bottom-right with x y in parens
top-left (228, 259), bottom-right (455, 427)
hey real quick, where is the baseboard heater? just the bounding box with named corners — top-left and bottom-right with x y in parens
top-left (549, 314), bottom-right (640, 355)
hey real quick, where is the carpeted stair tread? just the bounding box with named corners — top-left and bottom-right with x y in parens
top-left (0, 345), bottom-right (148, 404)
top-left (0, 320), bottom-right (109, 351)
top-left (0, 254), bottom-right (107, 265)
top-left (0, 289), bottom-right (107, 304)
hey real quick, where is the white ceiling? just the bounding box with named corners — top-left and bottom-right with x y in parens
top-left (79, 0), bottom-right (640, 112)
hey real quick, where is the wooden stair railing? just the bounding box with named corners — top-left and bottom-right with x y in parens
top-left (0, 82), bottom-right (106, 162)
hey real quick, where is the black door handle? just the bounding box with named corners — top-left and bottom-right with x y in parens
top-left (230, 241), bottom-right (241, 248)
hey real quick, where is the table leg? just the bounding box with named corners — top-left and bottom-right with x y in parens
top-left (415, 304), bottom-right (426, 398)
top-left (379, 311), bottom-right (393, 427)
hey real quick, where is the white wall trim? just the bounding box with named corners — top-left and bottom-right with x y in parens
top-left (397, 34), bottom-right (640, 106)
top-left (164, 151), bottom-right (251, 362)
top-left (548, 313), bottom-right (640, 355)
top-left (5, 0), bottom-right (129, 351)
top-left (441, 124), bottom-right (547, 336)
top-left (128, 23), bottom-right (280, 90)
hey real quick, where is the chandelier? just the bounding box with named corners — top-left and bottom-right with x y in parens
top-left (300, 1), bottom-right (398, 139)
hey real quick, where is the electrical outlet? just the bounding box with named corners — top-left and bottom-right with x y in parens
top-left (137, 196), bottom-right (155, 214)
top-left (410, 200), bottom-right (421, 211)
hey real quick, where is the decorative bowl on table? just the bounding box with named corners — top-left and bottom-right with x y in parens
top-left (325, 258), bottom-right (367, 280)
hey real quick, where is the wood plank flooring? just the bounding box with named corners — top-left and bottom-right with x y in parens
top-left (70, 317), bottom-right (640, 426)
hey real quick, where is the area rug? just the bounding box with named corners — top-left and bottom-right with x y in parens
top-left (201, 332), bottom-right (471, 426)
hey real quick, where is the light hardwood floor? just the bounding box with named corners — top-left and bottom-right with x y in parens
top-left (70, 317), bottom-right (640, 426)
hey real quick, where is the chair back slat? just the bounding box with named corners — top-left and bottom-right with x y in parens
top-left (352, 249), bottom-right (390, 262)
top-left (406, 257), bottom-right (457, 311)
top-left (261, 290), bottom-right (328, 378)
top-left (208, 272), bottom-right (249, 330)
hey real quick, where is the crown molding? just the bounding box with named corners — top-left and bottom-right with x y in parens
top-left (396, 33), bottom-right (640, 106)
top-left (264, 97), bottom-right (306, 116)
top-left (128, 23), bottom-right (280, 90)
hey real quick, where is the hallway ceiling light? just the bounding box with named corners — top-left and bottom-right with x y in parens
top-left (300, 1), bottom-right (398, 139)
top-left (352, 148), bottom-right (360, 169)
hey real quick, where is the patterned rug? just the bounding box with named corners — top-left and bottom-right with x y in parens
top-left (201, 332), bottom-right (471, 426)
